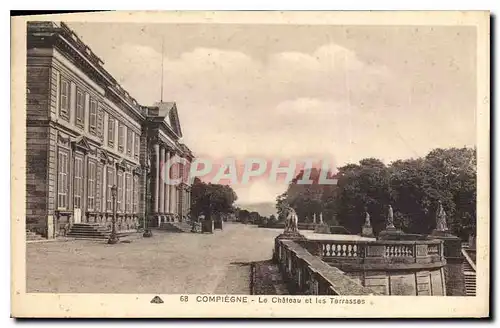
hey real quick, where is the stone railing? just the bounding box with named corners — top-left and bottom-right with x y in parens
top-left (274, 239), bottom-right (379, 295)
top-left (306, 239), bottom-right (446, 271)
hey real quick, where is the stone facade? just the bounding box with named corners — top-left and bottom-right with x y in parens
top-left (26, 21), bottom-right (194, 238)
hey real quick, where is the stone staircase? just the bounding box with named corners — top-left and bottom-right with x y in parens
top-left (462, 248), bottom-right (476, 296)
top-left (66, 223), bottom-right (112, 239)
top-left (159, 221), bottom-right (193, 233)
top-left (26, 230), bottom-right (44, 241)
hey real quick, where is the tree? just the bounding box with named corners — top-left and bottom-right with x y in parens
top-left (190, 178), bottom-right (238, 220)
top-left (276, 192), bottom-right (288, 221)
top-left (249, 211), bottom-right (260, 224)
top-left (334, 158), bottom-right (391, 234)
top-left (238, 209), bottom-right (250, 223)
top-left (273, 147), bottom-right (476, 238)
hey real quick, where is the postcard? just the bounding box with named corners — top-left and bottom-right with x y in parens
top-left (11, 10), bottom-right (490, 318)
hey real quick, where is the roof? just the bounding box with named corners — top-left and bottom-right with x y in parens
top-left (153, 101), bottom-right (176, 117)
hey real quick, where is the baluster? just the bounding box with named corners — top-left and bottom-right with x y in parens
top-left (342, 244), bottom-right (347, 256)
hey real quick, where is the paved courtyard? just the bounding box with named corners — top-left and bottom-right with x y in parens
top-left (27, 223), bottom-right (282, 294)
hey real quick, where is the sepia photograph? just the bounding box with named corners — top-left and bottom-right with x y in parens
top-left (11, 11), bottom-right (490, 318)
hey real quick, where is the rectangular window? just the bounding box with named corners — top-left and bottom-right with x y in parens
top-left (117, 171), bottom-right (123, 212)
top-left (60, 78), bottom-right (70, 117)
top-left (87, 160), bottom-right (96, 211)
top-left (76, 89), bottom-right (84, 127)
top-left (134, 133), bottom-right (140, 159)
top-left (89, 99), bottom-right (97, 133)
top-left (57, 149), bottom-right (69, 209)
top-left (127, 128), bottom-right (133, 156)
top-left (126, 173), bottom-right (132, 213)
top-left (96, 164), bottom-right (102, 212)
top-left (133, 175), bottom-right (139, 213)
top-left (108, 117), bottom-right (115, 147)
top-left (118, 123), bottom-right (124, 152)
top-left (106, 167), bottom-right (114, 211)
top-left (74, 156), bottom-right (83, 208)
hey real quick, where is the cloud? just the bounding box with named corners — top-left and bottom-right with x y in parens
top-left (91, 40), bottom-right (474, 204)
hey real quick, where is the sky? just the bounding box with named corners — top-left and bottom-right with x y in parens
top-left (67, 22), bottom-right (477, 205)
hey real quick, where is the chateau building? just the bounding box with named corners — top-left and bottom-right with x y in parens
top-left (26, 21), bottom-right (194, 238)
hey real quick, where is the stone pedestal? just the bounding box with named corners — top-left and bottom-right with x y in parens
top-left (214, 219), bottom-right (223, 230)
top-left (273, 232), bottom-right (306, 261)
top-left (202, 219), bottom-right (214, 233)
top-left (361, 224), bottom-right (374, 237)
top-left (430, 230), bottom-right (465, 296)
top-left (378, 227), bottom-right (405, 240)
top-left (314, 223), bottom-right (330, 234)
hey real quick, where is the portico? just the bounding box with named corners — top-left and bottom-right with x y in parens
top-left (145, 102), bottom-right (194, 228)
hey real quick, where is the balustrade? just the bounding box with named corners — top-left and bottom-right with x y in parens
top-left (315, 239), bottom-right (443, 263)
top-left (321, 242), bottom-right (364, 257)
top-left (275, 239), bottom-right (378, 296)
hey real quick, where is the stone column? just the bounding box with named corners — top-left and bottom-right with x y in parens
top-left (153, 143), bottom-right (159, 213)
top-left (170, 153), bottom-right (177, 216)
top-left (159, 145), bottom-right (165, 214)
top-left (164, 150), bottom-right (170, 215)
top-left (184, 189), bottom-right (188, 216)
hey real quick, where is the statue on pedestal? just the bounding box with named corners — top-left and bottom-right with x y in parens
top-left (361, 210), bottom-right (374, 237)
top-left (282, 202), bottom-right (298, 234)
top-left (313, 213), bottom-right (317, 224)
top-left (435, 201), bottom-right (449, 232)
top-left (386, 205), bottom-right (395, 229)
top-left (364, 211), bottom-right (371, 227)
top-left (319, 212), bottom-right (324, 224)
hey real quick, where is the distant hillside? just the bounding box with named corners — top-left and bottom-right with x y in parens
top-left (237, 202), bottom-right (277, 217)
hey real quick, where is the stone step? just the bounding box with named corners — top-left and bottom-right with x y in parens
top-left (69, 226), bottom-right (110, 232)
top-left (26, 231), bottom-right (44, 241)
top-left (67, 223), bottom-right (112, 239)
top-left (159, 222), bottom-right (192, 233)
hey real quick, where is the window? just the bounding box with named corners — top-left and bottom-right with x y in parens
top-left (76, 90), bottom-right (84, 127)
top-left (133, 175), bottom-right (139, 213)
top-left (60, 78), bottom-right (70, 117)
top-left (125, 173), bottom-right (132, 213)
top-left (95, 164), bottom-right (101, 212)
top-left (127, 128), bottom-right (133, 156)
top-left (118, 123), bottom-right (124, 152)
top-left (117, 171), bottom-right (123, 212)
top-left (106, 167), bottom-right (114, 211)
top-left (89, 99), bottom-right (97, 133)
top-left (87, 160), bottom-right (96, 211)
top-left (57, 149), bottom-right (69, 209)
top-left (74, 156), bottom-right (83, 208)
top-left (108, 117), bottom-right (115, 147)
top-left (134, 133), bottom-right (140, 159)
